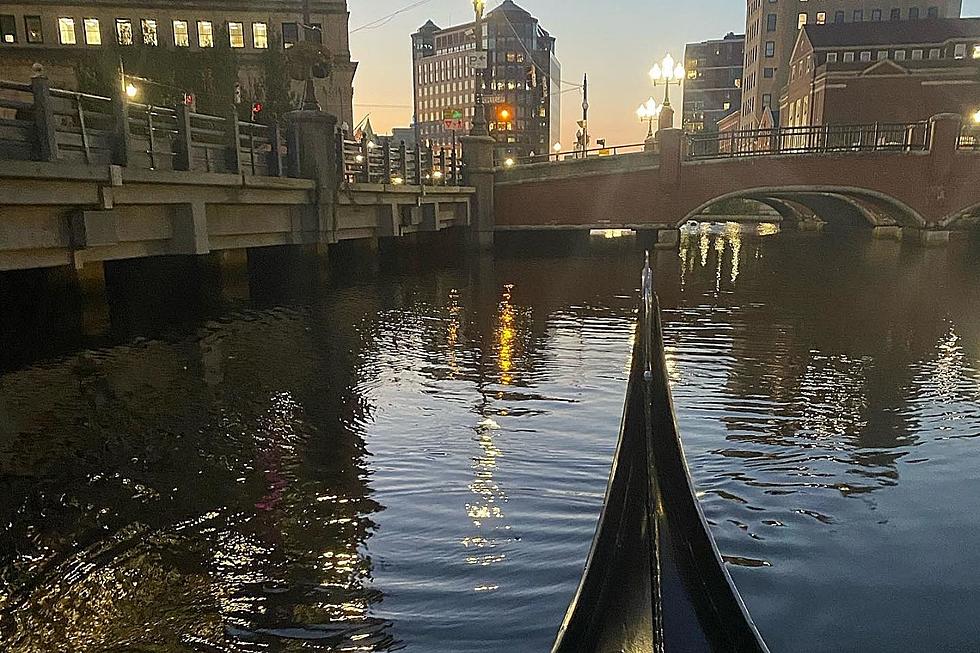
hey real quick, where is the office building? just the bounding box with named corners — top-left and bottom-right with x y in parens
top-left (740, 0), bottom-right (963, 128)
top-left (682, 32), bottom-right (744, 132)
top-left (411, 0), bottom-right (560, 159)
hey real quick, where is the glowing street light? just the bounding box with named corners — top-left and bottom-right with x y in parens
top-left (973, 108), bottom-right (980, 124)
top-left (636, 97), bottom-right (661, 140)
top-left (503, 157), bottom-right (515, 168)
top-left (649, 52), bottom-right (685, 108)
top-left (125, 82), bottom-right (139, 99)
top-left (553, 142), bottom-right (562, 152)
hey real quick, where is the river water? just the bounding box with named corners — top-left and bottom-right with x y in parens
top-left (2, 226), bottom-right (980, 652)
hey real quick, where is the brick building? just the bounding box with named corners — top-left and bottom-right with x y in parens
top-left (740, 0), bottom-right (963, 129)
top-left (781, 17), bottom-right (980, 127)
top-left (0, 0), bottom-right (356, 125)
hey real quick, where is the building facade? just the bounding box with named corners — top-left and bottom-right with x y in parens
top-left (682, 32), bottom-right (744, 132)
top-left (411, 0), bottom-right (560, 159)
top-left (740, 0), bottom-right (963, 129)
top-left (781, 18), bottom-right (980, 126)
top-left (0, 0), bottom-right (356, 126)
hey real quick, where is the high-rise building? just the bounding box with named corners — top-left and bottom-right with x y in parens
top-left (740, 0), bottom-right (963, 128)
top-left (0, 0), bottom-right (357, 126)
top-left (411, 0), bottom-right (560, 159)
top-left (682, 32), bottom-right (744, 132)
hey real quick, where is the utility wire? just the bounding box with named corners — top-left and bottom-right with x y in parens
top-left (351, 0), bottom-right (437, 33)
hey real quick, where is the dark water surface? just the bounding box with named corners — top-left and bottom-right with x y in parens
top-left (2, 228), bottom-right (980, 652)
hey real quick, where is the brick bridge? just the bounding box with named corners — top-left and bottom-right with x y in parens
top-left (487, 115), bottom-right (980, 247)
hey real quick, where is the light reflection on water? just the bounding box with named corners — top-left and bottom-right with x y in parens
top-left (1, 230), bottom-right (980, 652)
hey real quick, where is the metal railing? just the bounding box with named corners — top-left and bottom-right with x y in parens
top-left (338, 134), bottom-right (462, 186)
top-left (0, 77), bottom-right (284, 176)
top-left (514, 142), bottom-right (652, 165)
top-left (688, 122), bottom-right (931, 159)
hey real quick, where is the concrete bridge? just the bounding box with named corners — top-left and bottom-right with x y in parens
top-left (487, 115), bottom-right (980, 247)
top-left (0, 75), bottom-right (473, 285)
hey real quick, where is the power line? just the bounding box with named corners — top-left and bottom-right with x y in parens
top-left (351, 0), bottom-right (436, 34)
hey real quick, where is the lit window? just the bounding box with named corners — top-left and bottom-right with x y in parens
top-left (173, 20), bottom-right (189, 47)
top-left (973, 45), bottom-right (980, 59)
top-left (0, 14), bottom-right (15, 43)
top-left (228, 22), bottom-right (244, 48)
top-left (798, 13), bottom-right (807, 29)
top-left (253, 22), bottom-right (268, 48)
top-left (83, 18), bottom-right (101, 45)
top-left (58, 17), bottom-right (76, 44)
top-left (25, 16), bottom-right (42, 43)
top-left (141, 19), bottom-right (157, 46)
top-left (816, 12), bottom-right (826, 24)
top-left (198, 21), bottom-right (213, 47)
top-left (116, 19), bottom-right (133, 45)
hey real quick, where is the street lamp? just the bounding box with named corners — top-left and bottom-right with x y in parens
top-left (125, 82), bottom-right (139, 99)
top-left (973, 108), bottom-right (980, 124)
top-left (649, 53), bottom-right (684, 130)
top-left (470, 0), bottom-right (488, 137)
top-left (300, 0), bottom-right (320, 110)
top-left (636, 97), bottom-right (661, 140)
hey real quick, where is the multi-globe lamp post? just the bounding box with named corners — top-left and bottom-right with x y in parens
top-left (636, 97), bottom-right (661, 141)
top-left (470, 0), bottom-right (488, 137)
top-left (649, 53), bottom-right (685, 131)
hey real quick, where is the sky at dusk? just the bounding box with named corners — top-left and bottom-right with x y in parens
top-left (349, 0), bottom-right (980, 147)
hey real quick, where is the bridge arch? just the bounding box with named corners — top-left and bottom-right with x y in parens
top-left (679, 186), bottom-right (928, 229)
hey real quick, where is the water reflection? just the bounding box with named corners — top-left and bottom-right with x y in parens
top-left (678, 222), bottom-right (776, 290)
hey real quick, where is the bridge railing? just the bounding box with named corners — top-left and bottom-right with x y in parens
top-left (958, 124), bottom-right (980, 151)
top-left (513, 142), bottom-right (652, 165)
top-left (338, 134), bottom-right (462, 186)
top-left (688, 122), bottom-right (931, 159)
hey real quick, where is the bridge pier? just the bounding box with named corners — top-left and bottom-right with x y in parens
top-left (871, 225), bottom-right (903, 240)
top-left (905, 229), bottom-right (952, 246)
top-left (460, 134), bottom-right (496, 251)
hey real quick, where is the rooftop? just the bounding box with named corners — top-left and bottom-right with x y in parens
top-left (804, 17), bottom-right (980, 48)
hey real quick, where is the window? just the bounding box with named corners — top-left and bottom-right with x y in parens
top-left (173, 20), bottom-right (189, 47)
top-left (58, 17), bottom-right (76, 44)
top-left (834, 11), bottom-right (845, 23)
top-left (116, 19), bottom-right (133, 45)
top-left (762, 93), bottom-right (772, 107)
top-left (843, 51), bottom-right (855, 62)
top-left (198, 21), bottom-right (213, 47)
top-left (877, 50), bottom-right (888, 60)
top-left (927, 6), bottom-right (939, 17)
top-left (798, 13), bottom-right (807, 29)
top-left (253, 22), bottom-right (268, 48)
top-left (911, 49), bottom-right (923, 59)
top-left (974, 45), bottom-right (980, 59)
top-left (860, 50), bottom-right (871, 61)
top-left (894, 49), bottom-right (907, 60)
top-left (141, 19), bottom-right (157, 46)
top-left (853, 9), bottom-right (864, 21)
top-left (817, 12), bottom-right (826, 24)
top-left (764, 67), bottom-right (775, 78)
top-left (282, 22), bottom-right (298, 47)
top-left (953, 43), bottom-right (966, 58)
top-left (909, 7), bottom-right (920, 18)
top-left (765, 41), bottom-right (775, 57)
top-left (83, 18), bottom-right (101, 45)
top-left (308, 23), bottom-right (322, 44)
top-left (890, 8), bottom-right (901, 20)
top-left (827, 52), bottom-right (839, 62)
top-left (723, 101), bottom-right (731, 110)
top-left (0, 15), bottom-right (15, 43)
top-left (25, 15), bottom-right (42, 43)
top-left (767, 14), bottom-right (777, 31)
top-left (872, 9), bottom-right (882, 20)
top-left (928, 48), bottom-right (940, 59)
top-left (228, 22), bottom-right (244, 48)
